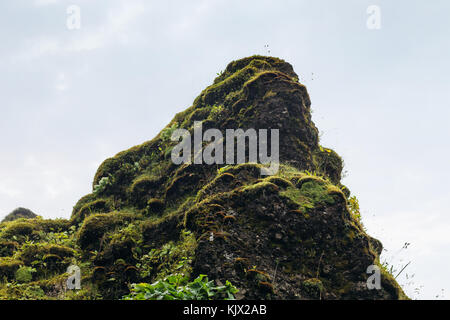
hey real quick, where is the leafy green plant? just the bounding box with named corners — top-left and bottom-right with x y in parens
top-left (208, 104), bottom-right (225, 121)
top-left (137, 230), bottom-right (196, 280)
top-left (15, 266), bottom-right (36, 283)
top-left (34, 226), bottom-right (76, 247)
top-left (123, 274), bottom-right (238, 300)
top-left (347, 196), bottom-right (361, 222)
top-left (161, 123), bottom-right (179, 142)
top-left (93, 174), bottom-right (113, 195)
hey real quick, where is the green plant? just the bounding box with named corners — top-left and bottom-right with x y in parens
top-left (123, 274), bottom-right (238, 300)
top-left (137, 229), bottom-right (196, 280)
top-left (161, 123), bottom-right (179, 142)
top-left (93, 174), bottom-right (113, 195)
top-left (347, 196), bottom-right (361, 222)
top-left (300, 181), bottom-right (335, 205)
top-left (303, 170), bottom-right (331, 183)
top-left (281, 179), bottom-right (336, 214)
top-left (208, 104), bottom-right (224, 121)
top-left (15, 266), bottom-right (36, 283)
top-left (217, 165), bottom-right (231, 175)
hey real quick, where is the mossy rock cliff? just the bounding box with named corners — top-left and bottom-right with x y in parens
top-left (0, 56), bottom-right (407, 300)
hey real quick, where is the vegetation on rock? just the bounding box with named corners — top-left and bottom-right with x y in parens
top-left (0, 56), bottom-right (407, 300)
top-left (1, 208), bottom-right (37, 223)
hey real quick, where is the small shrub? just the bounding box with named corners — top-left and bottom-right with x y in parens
top-left (161, 123), bottom-right (179, 142)
top-left (208, 104), bottom-right (225, 121)
top-left (15, 266), bottom-right (36, 283)
top-left (93, 175), bottom-right (113, 195)
top-left (347, 196), bottom-right (361, 222)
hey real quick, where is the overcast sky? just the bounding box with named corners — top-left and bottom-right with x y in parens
top-left (0, 0), bottom-right (449, 299)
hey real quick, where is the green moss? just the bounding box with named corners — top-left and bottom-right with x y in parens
top-left (0, 257), bottom-right (22, 281)
top-left (147, 198), bottom-right (165, 215)
top-left (313, 147), bottom-right (343, 184)
top-left (241, 181), bottom-right (279, 197)
top-left (376, 260), bottom-right (409, 300)
top-left (16, 243), bottom-right (75, 266)
top-left (138, 229), bottom-right (197, 281)
top-left (142, 210), bottom-right (184, 247)
top-left (200, 61), bottom-right (261, 106)
top-left (218, 163), bottom-right (263, 182)
top-left (263, 176), bottom-right (293, 189)
top-left (277, 164), bottom-right (304, 180)
top-left (0, 221), bottom-right (35, 241)
top-left (180, 107), bottom-right (210, 128)
top-left (129, 174), bottom-right (161, 208)
top-left (0, 283), bottom-right (46, 300)
top-left (71, 199), bottom-right (113, 225)
top-left (196, 172), bottom-right (237, 201)
top-left (0, 217), bottom-right (71, 244)
top-left (280, 187), bottom-right (311, 208)
top-left (0, 55), bottom-right (405, 300)
top-left (1, 208), bottom-right (37, 223)
top-left (34, 218), bottom-right (71, 233)
top-left (280, 178), bottom-right (337, 214)
top-left (262, 90), bottom-right (277, 100)
top-left (77, 212), bottom-right (137, 251)
top-left (214, 56), bottom-right (296, 84)
top-left (207, 104), bottom-right (226, 122)
top-left (165, 173), bottom-right (199, 199)
top-left (300, 181), bottom-right (335, 205)
top-left (109, 222), bottom-right (143, 246)
top-left (294, 174), bottom-right (328, 188)
top-left (71, 193), bottom-right (97, 219)
top-left (326, 185), bottom-right (347, 204)
top-left (0, 241), bottom-right (18, 257)
top-left (302, 278), bottom-right (324, 299)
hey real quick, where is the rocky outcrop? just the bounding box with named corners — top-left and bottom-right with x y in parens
top-left (1, 208), bottom-right (37, 223)
top-left (0, 56), bottom-right (406, 300)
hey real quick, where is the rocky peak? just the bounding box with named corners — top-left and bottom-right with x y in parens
top-left (0, 56), bottom-right (407, 300)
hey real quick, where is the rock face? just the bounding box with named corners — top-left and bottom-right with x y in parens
top-left (1, 208), bottom-right (37, 222)
top-left (0, 56), bottom-right (407, 300)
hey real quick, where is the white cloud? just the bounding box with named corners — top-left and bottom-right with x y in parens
top-left (0, 182), bottom-right (21, 198)
top-left (12, 36), bottom-right (61, 62)
top-left (55, 72), bottom-right (69, 91)
top-left (34, 0), bottom-right (60, 6)
top-left (10, 1), bottom-right (149, 63)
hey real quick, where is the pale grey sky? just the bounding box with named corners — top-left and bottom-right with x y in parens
top-left (0, 0), bottom-right (449, 299)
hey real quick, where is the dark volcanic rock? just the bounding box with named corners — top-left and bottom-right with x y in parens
top-left (0, 56), bottom-right (407, 300)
